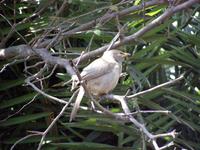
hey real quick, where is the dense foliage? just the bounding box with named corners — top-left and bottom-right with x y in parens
top-left (0, 0), bottom-right (200, 150)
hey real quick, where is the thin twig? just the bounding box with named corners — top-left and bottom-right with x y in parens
top-left (10, 134), bottom-right (40, 150)
top-left (26, 78), bottom-right (68, 104)
top-left (0, 58), bottom-right (26, 73)
top-left (0, 94), bottom-right (38, 123)
top-left (55, 0), bottom-right (68, 17)
top-left (103, 74), bottom-right (185, 101)
top-left (37, 64), bottom-right (58, 81)
top-left (153, 130), bottom-right (177, 139)
top-left (129, 110), bottom-right (171, 115)
top-left (160, 141), bottom-right (174, 150)
top-left (37, 90), bottom-right (78, 150)
top-left (75, 51), bottom-right (85, 66)
top-left (102, 85), bottom-right (178, 150)
top-left (127, 74), bottom-right (184, 99)
top-left (25, 61), bottom-right (45, 71)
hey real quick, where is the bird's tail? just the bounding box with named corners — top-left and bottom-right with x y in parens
top-left (70, 86), bottom-right (85, 122)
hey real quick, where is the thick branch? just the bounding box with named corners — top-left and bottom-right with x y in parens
top-left (73, 0), bottom-right (199, 63)
top-left (38, 0), bottom-right (164, 48)
top-left (0, 44), bottom-right (35, 59)
top-left (0, 45), bottom-right (75, 75)
top-left (1, 1), bottom-right (198, 67)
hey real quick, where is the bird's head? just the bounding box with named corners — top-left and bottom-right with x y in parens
top-left (103, 50), bottom-right (130, 63)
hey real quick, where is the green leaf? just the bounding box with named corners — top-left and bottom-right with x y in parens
top-left (0, 92), bottom-right (37, 109)
top-left (0, 78), bottom-right (24, 91)
top-left (0, 112), bottom-right (51, 127)
top-left (51, 142), bottom-right (133, 150)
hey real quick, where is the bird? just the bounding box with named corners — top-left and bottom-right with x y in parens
top-left (70, 49), bottom-right (130, 121)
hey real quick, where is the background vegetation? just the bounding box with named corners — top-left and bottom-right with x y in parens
top-left (0, 0), bottom-right (200, 150)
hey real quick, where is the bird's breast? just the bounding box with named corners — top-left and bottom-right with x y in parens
top-left (87, 64), bottom-right (122, 96)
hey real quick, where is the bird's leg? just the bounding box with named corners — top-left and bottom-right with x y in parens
top-left (89, 96), bottom-right (102, 112)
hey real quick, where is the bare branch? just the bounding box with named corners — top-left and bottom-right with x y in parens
top-left (38, 0), bottom-right (164, 48)
top-left (0, 45), bottom-right (35, 60)
top-left (100, 74), bottom-right (185, 149)
top-left (110, 94), bottom-right (176, 150)
top-left (26, 78), bottom-right (68, 104)
top-left (0, 94), bottom-right (38, 123)
top-left (160, 141), bottom-right (174, 150)
top-left (10, 134), bottom-right (40, 150)
top-left (104, 74), bottom-right (184, 102)
top-left (1, 0), bottom-right (198, 66)
top-left (73, 0), bottom-right (199, 63)
top-left (153, 130), bottom-right (177, 139)
top-left (1, 0), bottom-right (198, 69)
top-left (0, 45), bottom-right (75, 75)
top-left (0, 58), bottom-right (27, 73)
top-left (127, 74), bottom-right (184, 99)
top-left (55, 0), bottom-right (68, 17)
top-left (36, 90), bottom-right (78, 150)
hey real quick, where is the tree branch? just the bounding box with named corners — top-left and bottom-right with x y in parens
top-left (36, 90), bottom-right (78, 150)
top-left (127, 73), bottom-right (184, 99)
top-left (1, 1), bottom-right (198, 68)
top-left (37, 0), bottom-right (164, 48)
top-left (73, 0), bottom-right (199, 63)
top-left (0, 45), bottom-right (75, 76)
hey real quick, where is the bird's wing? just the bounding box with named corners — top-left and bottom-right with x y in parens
top-left (70, 86), bottom-right (85, 122)
top-left (81, 58), bottom-right (116, 81)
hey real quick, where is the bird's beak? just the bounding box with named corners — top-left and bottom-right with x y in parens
top-left (122, 52), bottom-right (131, 58)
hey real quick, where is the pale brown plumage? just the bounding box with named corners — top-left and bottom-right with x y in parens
top-left (70, 50), bottom-right (130, 121)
